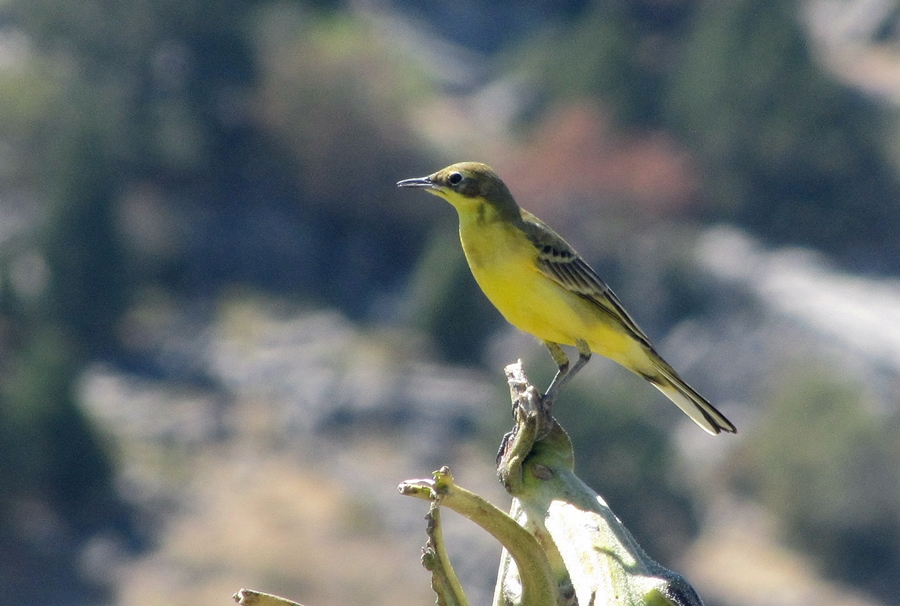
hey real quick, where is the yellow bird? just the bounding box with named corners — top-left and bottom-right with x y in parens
top-left (398, 162), bottom-right (735, 435)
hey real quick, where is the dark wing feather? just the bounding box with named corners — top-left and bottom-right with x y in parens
top-left (519, 211), bottom-right (653, 348)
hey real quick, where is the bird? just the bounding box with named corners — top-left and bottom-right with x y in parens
top-left (397, 162), bottom-right (736, 435)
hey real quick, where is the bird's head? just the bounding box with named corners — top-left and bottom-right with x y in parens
top-left (397, 162), bottom-right (519, 219)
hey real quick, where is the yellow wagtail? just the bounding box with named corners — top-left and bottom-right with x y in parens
top-left (398, 162), bottom-right (735, 435)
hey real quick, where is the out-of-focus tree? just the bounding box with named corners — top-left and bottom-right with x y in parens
top-left (0, 33), bottom-right (133, 604)
top-left (0, 1), bottom-right (275, 602)
top-left (667, 0), bottom-right (900, 271)
top-left (729, 365), bottom-right (900, 601)
top-left (504, 1), bottom-right (694, 128)
top-left (251, 3), bottom-right (441, 317)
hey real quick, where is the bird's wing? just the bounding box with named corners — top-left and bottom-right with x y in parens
top-left (520, 213), bottom-right (654, 348)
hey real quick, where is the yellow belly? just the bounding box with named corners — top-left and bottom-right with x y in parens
top-left (458, 220), bottom-right (641, 364)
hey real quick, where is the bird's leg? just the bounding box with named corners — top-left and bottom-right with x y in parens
top-left (541, 341), bottom-right (569, 405)
top-left (570, 338), bottom-right (592, 380)
top-left (542, 340), bottom-right (592, 405)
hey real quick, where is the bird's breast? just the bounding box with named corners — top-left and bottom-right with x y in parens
top-left (458, 219), bottom-right (586, 345)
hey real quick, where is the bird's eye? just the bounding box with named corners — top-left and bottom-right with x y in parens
top-left (447, 172), bottom-right (463, 186)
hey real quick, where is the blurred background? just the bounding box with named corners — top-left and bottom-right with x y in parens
top-left (2, 0), bottom-right (900, 604)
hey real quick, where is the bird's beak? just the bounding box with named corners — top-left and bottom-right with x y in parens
top-left (396, 176), bottom-right (434, 189)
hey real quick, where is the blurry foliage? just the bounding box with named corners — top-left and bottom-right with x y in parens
top-left (0, 21), bottom-right (135, 604)
top-left (506, 0), bottom-right (693, 128)
top-left (9, 0), bottom-right (263, 174)
top-left (42, 138), bottom-right (129, 352)
top-left (402, 224), bottom-right (503, 363)
top-left (0, 323), bottom-right (129, 605)
top-left (0, 326), bottom-right (120, 530)
top-left (0, 1), bottom-right (412, 602)
top-left (667, 0), bottom-right (900, 271)
top-left (393, 0), bottom-right (592, 55)
top-left (254, 3), bottom-right (433, 212)
top-left (729, 366), bottom-right (900, 600)
top-left (251, 3), bottom-right (441, 315)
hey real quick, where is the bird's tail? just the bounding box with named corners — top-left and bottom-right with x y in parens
top-left (647, 360), bottom-right (736, 435)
